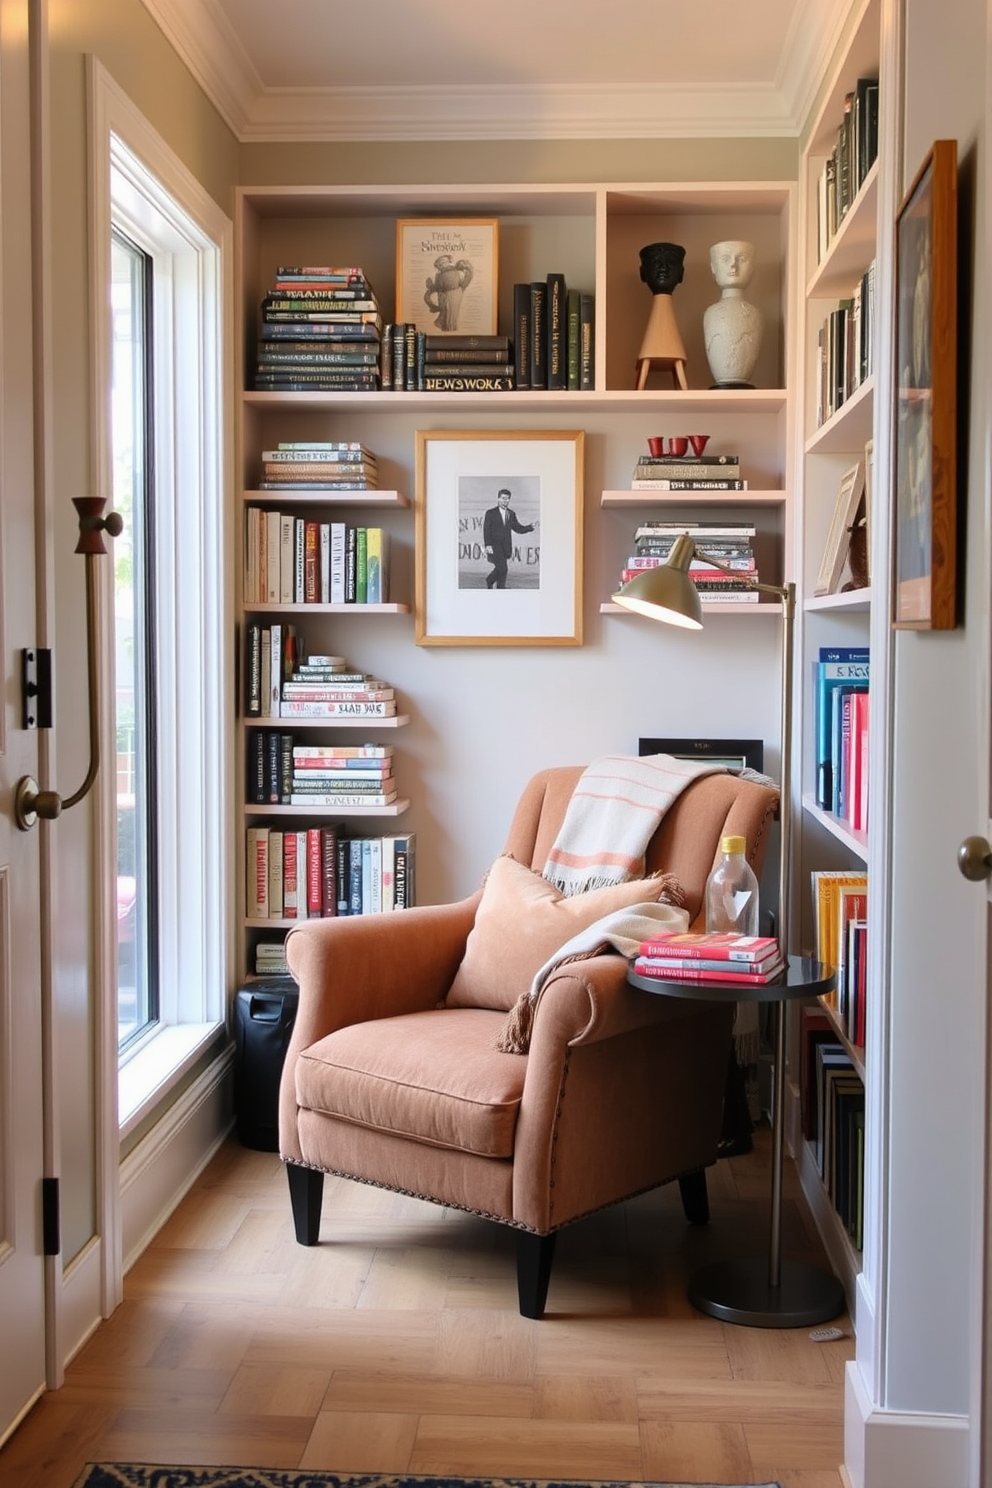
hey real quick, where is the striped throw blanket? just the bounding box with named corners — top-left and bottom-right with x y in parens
top-left (543, 752), bottom-right (727, 895)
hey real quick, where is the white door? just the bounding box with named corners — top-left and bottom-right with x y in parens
top-left (0, 0), bottom-right (48, 1444)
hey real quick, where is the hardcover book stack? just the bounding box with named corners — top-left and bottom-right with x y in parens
top-left (255, 266), bottom-right (383, 391)
top-left (258, 442), bottom-right (378, 491)
top-left (631, 931), bottom-right (786, 986)
top-left (631, 450), bottom-right (747, 491)
top-left (246, 821), bottom-right (416, 919)
top-left (621, 521), bottom-right (759, 603)
top-left (511, 276), bottom-right (593, 391)
top-left (379, 328), bottom-right (515, 391)
top-left (289, 740), bottom-right (396, 804)
top-left (244, 514), bottom-right (390, 610)
top-left (279, 655), bottom-right (398, 723)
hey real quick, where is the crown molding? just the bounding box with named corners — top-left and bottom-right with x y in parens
top-left (140, 0), bottom-right (851, 142)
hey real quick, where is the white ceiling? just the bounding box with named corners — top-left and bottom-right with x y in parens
top-left (142, 0), bottom-right (851, 141)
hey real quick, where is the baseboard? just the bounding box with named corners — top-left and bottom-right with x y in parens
top-left (120, 1043), bottom-right (236, 1272)
top-left (844, 1359), bottom-right (971, 1487)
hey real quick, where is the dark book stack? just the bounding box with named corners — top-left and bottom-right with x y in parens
top-left (513, 276), bottom-right (593, 391)
top-left (816, 74), bottom-right (880, 261)
top-left (421, 334), bottom-right (514, 392)
top-left (254, 266), bottom-right (382, 391)
top-left (257, 442), bottom-right (378, 491)
top-left (619, 520), bottom-right (759, 604)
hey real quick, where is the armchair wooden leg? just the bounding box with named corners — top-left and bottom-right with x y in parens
top-left (678, 1168), bottom-right (710, 1225)
top-left (287, 1162), bottom-right (323, 1245)
top-left (516, 1229), bottom-right (556, 1319)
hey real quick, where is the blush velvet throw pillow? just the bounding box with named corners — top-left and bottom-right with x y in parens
top-left (445, 853), bottom-right (686, 1016)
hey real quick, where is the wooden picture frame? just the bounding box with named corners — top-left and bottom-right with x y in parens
top-left (396, 218), bottom-right (499, 337)
top-left (814, 461), bottom-right (865, 596)
top-left (414, 429), bottom-right (584, 646)
top-left (892, 139), bottom-right (958, 630)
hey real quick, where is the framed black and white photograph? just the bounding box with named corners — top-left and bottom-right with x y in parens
top-left (396, 218), bottom-right (498, 337)
top-left (892, 138), bottom-right (958, 630)
top-left (414, 429), bottom-right (584, 646)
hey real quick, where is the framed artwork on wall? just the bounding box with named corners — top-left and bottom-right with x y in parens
top-left (414, 429), bottom-right (584, 646)
top-left (638, 737), bottom-right (765, 774)
top-left (396, 218), bottom-right (498, 337)
top-left (892, 138), bottom-right (958, 630)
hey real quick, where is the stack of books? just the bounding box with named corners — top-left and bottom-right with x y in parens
top-left (280, 658), bottom-right (398, 724)
top-left (253, 940), bottom-right (290, 977)
top-left (631, 451), bottom-right (746, 490)
top-left (258, 442), bottom-right (378, 491)
top-left (289, 743), bottom-right (396, 806)
top-left (254, 266), bottom-right (382, 391)
top-left (631, 931), bottom-right (786, 985)
top-left (621, 521), bottom-right (759, 603)
top-left (512, 277), bottom-right (593, 390)
top-left (379, 328), bottom-right (515, 391)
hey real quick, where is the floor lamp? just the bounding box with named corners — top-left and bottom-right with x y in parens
top-left (614, 534), bottom-right (844, 1326)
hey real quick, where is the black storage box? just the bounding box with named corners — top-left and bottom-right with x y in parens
top-left (233, 982), bottom-right (299, 1151)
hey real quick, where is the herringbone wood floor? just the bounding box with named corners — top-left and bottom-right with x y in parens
top-left (0, 1125), bottom-right (852, 1488)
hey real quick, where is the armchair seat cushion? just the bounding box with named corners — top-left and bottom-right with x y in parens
top-left (294, 1007), bottom-right (525, 1158)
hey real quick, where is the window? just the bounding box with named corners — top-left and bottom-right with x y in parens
top-left (99, 119), bottom-right (232, 1134)
top-left (111, 230), bottom-right (159, 1050)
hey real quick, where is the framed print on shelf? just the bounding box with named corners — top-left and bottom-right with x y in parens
top-left (638, 737), bottom-right (764, 775)
top-left (892, 138), bottom-right (958, 630)
top-left (396, 218), bottom-right (498, 337)
top-left (414, 429), bottom-right (584, 647)
top-left (814, 460), bottom-right (865, 596)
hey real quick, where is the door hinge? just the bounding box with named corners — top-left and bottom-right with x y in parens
top-left (22, 648), bottom-right (53, 729)
top-left (42, 1176), bottom-right (60, 1256)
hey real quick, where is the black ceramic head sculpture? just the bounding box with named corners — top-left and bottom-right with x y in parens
top-left (639, 241), bottom-right (686, 295)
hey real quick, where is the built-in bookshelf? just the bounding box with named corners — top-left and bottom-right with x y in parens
top-left (792, 0), bottom-right (884, 1311)
top-left (234, 177), bottom-right (796, 984)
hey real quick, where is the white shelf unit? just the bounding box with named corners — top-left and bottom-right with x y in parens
top-left (235, 177), bottom-right (796, 982)
top-left (791, 0), bottom-right (883, 1313)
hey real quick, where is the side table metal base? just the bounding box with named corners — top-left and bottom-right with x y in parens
top-left (688, 1258), bottom-right (846, 1328)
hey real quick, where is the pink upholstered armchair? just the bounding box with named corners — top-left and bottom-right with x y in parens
top-left (279, 765), bottom-right (778, 1317)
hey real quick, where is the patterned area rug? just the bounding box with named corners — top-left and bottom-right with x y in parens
top-left (72, 1471), bottom-right (781, 1488)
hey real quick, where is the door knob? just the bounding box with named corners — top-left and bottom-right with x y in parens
top-left (957, 835), bottom-right (992, 882)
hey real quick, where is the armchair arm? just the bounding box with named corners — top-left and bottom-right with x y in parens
top-left (511, 953), bottom-right (732, 1230)
top-left (280, 893), bottom-right (481, 1163)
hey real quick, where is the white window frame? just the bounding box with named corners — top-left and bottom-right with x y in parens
top-left (89, 60), bottom-right (234, 1146)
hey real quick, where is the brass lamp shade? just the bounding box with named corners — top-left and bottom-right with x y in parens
top-left (612, 531), bottom-right (703, 628)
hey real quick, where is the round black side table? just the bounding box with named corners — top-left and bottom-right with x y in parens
top-left (628, 953), bottom-right (845, 1328)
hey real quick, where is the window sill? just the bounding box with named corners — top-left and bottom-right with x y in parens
top-left (119, 1021), bottom-right (226, 1140)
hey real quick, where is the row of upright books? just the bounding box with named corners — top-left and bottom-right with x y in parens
top-left (631, 931), bottom-right (786, 986)
top-left (812, 868), bottom-right (868, 1050)
top-left (246, 644), bottom-right (399, 721)
top-left (814, 645), bottom-right (869, 830)
top-left (619, 520), bottom-right (759, 603)
top-left (246, 825), bottom-right (416, 920)
top-left (244, 516), bottom-right (390, 607)
top-left (511, 277), bottom-right (594, 390)
top-left (815, 262), bottom-right (875, 426)
top-left (255, 267), bottom-right (383, 391)
top-left (630, 450), bottom-right (747, 491)
top-left (800, 1005), bottom-right (865, 1249)
top-left (248, 737), bottom-right (397, 808)
top-left (815, 74), bottom-right (880, 264)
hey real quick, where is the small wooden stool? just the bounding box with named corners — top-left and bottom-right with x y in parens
top-left (636, 293), bottom-right (688, 390)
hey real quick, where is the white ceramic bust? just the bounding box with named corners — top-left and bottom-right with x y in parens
top-left (703, 239), bottom-right (763, 387)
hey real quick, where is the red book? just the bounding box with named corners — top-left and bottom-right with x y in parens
top-left (306, 827), bottom-right (323, 916)
top-left (636, 931), bottom-right (781, 964)
top-left (632, 957), bottom-right (785, 986)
